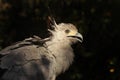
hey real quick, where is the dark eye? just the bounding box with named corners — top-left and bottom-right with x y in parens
top-left (65, 29), bottom-right (70, 33)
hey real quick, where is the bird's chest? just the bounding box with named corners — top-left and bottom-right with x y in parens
top-left (47, 44), bottom-right (74, 75)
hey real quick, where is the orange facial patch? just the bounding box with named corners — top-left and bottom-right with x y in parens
top-left (68, 30), bottom-right (77, 36)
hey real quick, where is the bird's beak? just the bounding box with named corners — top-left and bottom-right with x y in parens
top-left (75, 33), bottom-right (83, 43)
top-left (67, 33), bottom-right (83, 43)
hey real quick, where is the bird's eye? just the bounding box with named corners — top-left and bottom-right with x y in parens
top-left (65, 29), bottom-right (70, 33)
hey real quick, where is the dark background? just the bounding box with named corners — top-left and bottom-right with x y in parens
top-left (0, 0), bottom-right (118, 80)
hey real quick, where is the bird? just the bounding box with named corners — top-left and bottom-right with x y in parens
top-left (0, 18), bottom-right (83, 80)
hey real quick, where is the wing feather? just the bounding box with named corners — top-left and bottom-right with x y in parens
top-left (0, 36), bottom-right (53, 80)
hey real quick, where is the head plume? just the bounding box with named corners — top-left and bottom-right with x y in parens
top-left (47, 16), bottom-right (58, 34)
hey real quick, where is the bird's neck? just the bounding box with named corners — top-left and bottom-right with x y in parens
top-left (46, 40), bottom-right (74, 75)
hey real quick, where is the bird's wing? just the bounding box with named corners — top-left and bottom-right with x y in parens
top-left (0, 36), bottom-right (53, 80)
top-left (0, 35), bottom-right (48, 55)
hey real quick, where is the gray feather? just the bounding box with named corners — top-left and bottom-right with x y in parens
top-left (0, 22), bottom-right (83, 80)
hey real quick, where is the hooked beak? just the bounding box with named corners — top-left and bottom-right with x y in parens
top-left (75, 33), bottom-right (83, 43)
top-left (68, 33), bottom-right (83, 43)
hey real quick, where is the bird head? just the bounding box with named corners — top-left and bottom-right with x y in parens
top-left (48, 17), bottom-right (83, 44)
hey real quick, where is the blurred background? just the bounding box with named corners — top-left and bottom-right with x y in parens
top-left (0, 0), bottom-right (118, 80)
